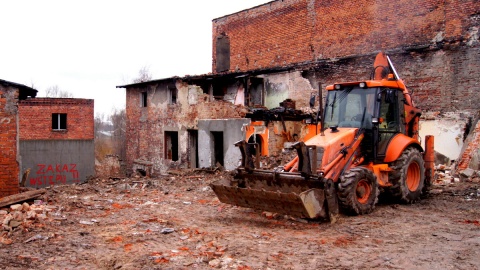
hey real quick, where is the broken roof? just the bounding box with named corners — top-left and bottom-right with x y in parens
top-left (115, 60), bottom-right (318, 89)
top-left (115, 51), bottom-right (378, 89)
top-left (0, 79), bottom-right (38, 100)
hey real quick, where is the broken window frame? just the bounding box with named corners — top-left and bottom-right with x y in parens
top-left (52, 113), bottom-right (67, 130)
top-left (169, 87), bottom-right (177, 105)
top-left (248, 77), bottom-right (265, 107)
top-left (212, 80), bottom-right (228, 100)
top-left (140, 92), bottom-right (147, 107)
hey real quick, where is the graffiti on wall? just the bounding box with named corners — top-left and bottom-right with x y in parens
top-left (29, 163), bottom-right (79, 186)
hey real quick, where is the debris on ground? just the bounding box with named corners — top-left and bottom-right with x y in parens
top-left (0, 169), bottom-right (479, 269)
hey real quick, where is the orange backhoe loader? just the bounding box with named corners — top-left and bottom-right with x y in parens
top-left (210, 52), bottom-right (435, 222)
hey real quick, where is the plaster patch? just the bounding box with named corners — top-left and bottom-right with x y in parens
top-left (419, 119), bottom-right (465, 160)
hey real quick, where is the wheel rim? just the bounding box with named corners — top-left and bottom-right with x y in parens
top-left (406, 161), bottom-right (421, 192)
top-left (356, 179), bottom-right (371, 204)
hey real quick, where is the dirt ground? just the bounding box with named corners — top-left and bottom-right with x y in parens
top-left (1, 170), bottom-right (479, 270)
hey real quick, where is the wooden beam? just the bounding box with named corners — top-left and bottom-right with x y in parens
top-left (0, 189), bottom-right (46, 208)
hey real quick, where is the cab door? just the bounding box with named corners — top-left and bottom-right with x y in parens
top-left (375, 88), bottom-right (404, 160)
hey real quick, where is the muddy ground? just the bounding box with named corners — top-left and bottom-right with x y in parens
top-left (0, 171), bottom-right (479, 270)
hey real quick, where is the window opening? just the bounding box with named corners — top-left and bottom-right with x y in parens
top-left (141, 92), bottom-right (147, 107)
top-left (212, 79), bottom-right (228, 100)
top-left (165, 131), bottom-right (179, 161)
top-left (249, 77), bottom-right (264, 106)
top-left (169, 87), bottom-right (177, 104)
top-left (136, 169), bottom-right (146, 177)
top-left (52, 113), bottom-right (67, 130)
top-left (216, 34), bottom-right (230, 73)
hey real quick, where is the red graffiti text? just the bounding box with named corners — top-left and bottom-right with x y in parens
top-left (30, 163), bottom-right (79, 186)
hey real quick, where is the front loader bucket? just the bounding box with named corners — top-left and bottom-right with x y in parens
top-left (210, 169), bottom-right (328, 219)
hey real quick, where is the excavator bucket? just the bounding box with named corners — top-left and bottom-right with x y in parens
top-left (210, 140), bottom-right (339, 220)
top-left (210, 169), bottom-right (328, 219)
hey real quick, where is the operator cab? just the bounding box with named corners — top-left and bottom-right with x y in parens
top-left (324, 83), bottom-right (406, 163)
top-left (323, 85), bottom-right (376, 130)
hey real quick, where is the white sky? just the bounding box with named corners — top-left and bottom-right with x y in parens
top-left (1, 0), bottom-right (270, 117)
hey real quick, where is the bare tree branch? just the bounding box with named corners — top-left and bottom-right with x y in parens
top-left (132, 66), bottom-right (152, 83)
top-left (44, 85), bottom-right (74, 98)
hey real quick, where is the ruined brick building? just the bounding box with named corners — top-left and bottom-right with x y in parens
top-left (0, 87), bottom-right (95, 197)
top-left (119, 0), bottom-right (479, 176)
top-left (0, 80), bottom-right (37, 197)
top-left (18, 98), bottom-right (95, 188)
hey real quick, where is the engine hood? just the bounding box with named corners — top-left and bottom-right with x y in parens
top-left (304, 127), bottom-right (358, 168)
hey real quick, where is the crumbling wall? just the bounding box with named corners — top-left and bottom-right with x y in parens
top-left (264, 71), bottom-right (316, 110)
top-left (198, 119), bottom-right (250, 170)
top-left (213, 0), bottom-right (478, 73)
top-left (95, 155), bottom-right (122, 179)
top-left (0, 85), bottom-right (20, 197)
top-left (213, 0), bottom-right (479, 114)
top-left (419, 112), bottom-right (471, 163)
top-left (124, 0), bottom-right (479, 173)
top-left (393, 49), bottom-right (480, 112)
top-left (274, 50), bottom-right (480, 118)
top-left (125, 79), bottom-right (248, 175)
top-left (458, 113), bottom-right (480, 170)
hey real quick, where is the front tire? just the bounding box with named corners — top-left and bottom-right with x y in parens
top-left (388, 147), bottom-right (425, 203)
top-left (338, 167), bottom-right (379, 215)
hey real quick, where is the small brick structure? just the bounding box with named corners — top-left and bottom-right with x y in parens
top-left (18, 98), bottom-right (95, 188)
top-left (0, 79), bottom-right (37, 198)
top-left (19, 98), bottom-right (94, 140)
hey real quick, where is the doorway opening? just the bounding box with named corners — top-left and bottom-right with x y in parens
top-left (188, 130), bottom-right (198, 168)
top-left (211, 131), bottom-right (224, 166)
top-left (165, 131), bottom-right (179, 161)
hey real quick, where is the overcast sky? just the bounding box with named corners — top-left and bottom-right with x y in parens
top-left (1, 0), bottom-right (270, 117)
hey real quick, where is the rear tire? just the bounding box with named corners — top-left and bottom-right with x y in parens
top-left (338, 167), bottom-right (379, 215)
top-left (388, 147), bottom-right (425, 203)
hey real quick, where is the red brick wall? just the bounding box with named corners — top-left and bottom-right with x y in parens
top-left (0, 85), bottom-right (20, 197)
top-left (279, 49), bottom-right (480, 112)
top-left (18, 98), bottom-right (94, 140)
top-left (213, 0), bottom-right (479, 72)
